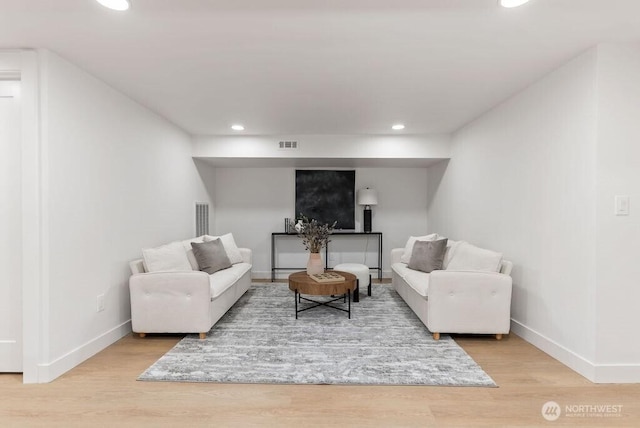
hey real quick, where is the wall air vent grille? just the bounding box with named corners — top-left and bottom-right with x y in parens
top-left (278, 141), bottom-right (298, 149)
top-left (195, 202), bottom-right (209, 236)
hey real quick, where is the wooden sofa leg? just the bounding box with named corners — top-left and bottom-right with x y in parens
top-left (496, 334), bottom-right (503, 340)
top-left (139, 333), bottom-right (146, 338)
top-left (433, 332), bottom-right (440, 341)
top-left (199, 332), bottom-right (207, 339)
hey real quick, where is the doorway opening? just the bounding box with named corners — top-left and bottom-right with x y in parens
top-left (0, 78), bottom-right (22, 373)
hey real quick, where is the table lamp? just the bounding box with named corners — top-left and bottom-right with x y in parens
top-left (357, 188), bottom-right (378, 233)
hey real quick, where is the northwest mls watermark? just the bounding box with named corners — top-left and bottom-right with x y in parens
top-left (542, 401), bottom-right (623, 421)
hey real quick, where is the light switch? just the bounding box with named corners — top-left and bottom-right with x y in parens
top-left (615, 195), bottom-right (630, 216)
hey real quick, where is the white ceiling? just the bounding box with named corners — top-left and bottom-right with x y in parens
top-left (2, 0), bottom-right (640, 136)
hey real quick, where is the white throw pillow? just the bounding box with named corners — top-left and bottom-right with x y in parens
top-left (442, 239), bottom-right (463, 269)
top-left (445, 242), bottom-right (503, 272)
top-left (142, 241), bottom-right (192, 273)
top-left (205, 233), bottom-right (243, 265)
top-left (400, 233), bottom-right (439, 264)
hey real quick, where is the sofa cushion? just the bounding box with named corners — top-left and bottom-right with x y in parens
top-left (400, 233), bottom-right (438, 264)
top-left (142, 241), bottom-right (192, 273)
top-left (408, 238), bottom-right (448, 273)
top-left (191, 238), bottom-right (232, 275)
top-left (446, 242), bottom-right (503, 272)
top-left (226, 262), bottom-right (252, 278)
top-left (209, 262), bottom-right (252, 299)
top-left (392, 262), bottom-right (430, 297)
top-left (205, 233), bottom-right (243, 265)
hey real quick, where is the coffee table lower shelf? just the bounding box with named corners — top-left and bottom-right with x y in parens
top-left (294, 290), bottom-right (351, 319)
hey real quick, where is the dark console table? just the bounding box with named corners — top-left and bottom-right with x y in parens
top-left (271, 231), bottom-right (383, 282)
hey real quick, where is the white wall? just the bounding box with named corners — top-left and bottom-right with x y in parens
top-left (428, 44), bottom-right (640, 383)
top-left (593, 44), bottom-right (640, 381)
top-left (34, 50), bottom-right (213, 382)
top-left (427, 49), bottom-right (600, 378)
top-left (0, 79), bottom-right (22, 371)
top-left (213, 167), bottom-right (429, 279)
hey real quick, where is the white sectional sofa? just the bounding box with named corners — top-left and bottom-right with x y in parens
top-left (129, 234), bottom-right (252, 339)
top-left (391, 236), bottom-right (513, 340)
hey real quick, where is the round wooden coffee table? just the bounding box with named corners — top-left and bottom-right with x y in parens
top-left (288, 271), bottom-right (357, 319)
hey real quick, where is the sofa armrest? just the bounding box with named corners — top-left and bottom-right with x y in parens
top-left (391, 248), bottom-right (404, 265)
top-left (427, 270), bottom-right (513, 334)
top-left (239, 248), bottom-right (252, 264)
top-left (129, 271), bottom-right (212, 333)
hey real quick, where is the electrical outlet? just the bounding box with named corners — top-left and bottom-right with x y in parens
top-left (97, 294), bottom-right (105, 312)
top-left (615, 195), bottom-right (630, 216)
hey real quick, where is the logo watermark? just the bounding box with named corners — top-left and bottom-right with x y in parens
top-left (542, 401), bottom-right (561, 421)
top-left (542, 401), bottom-right (623, 421)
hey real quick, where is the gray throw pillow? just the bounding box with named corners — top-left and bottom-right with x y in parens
top-left (408, 238), bottom-right (448, 273)
top-left (191, 238), bottom-right (232, 274)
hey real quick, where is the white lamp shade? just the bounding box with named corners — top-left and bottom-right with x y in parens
top-left (357, 188), bottom-right (378, 206)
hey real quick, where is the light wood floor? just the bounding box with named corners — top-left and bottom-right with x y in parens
top-left (2, 285), bottom-right (639, 427)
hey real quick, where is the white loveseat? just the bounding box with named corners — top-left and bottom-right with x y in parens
top-left (391, 236), bottom-right (513, 340)
top-left (129, 234), bottom-right (252, 339)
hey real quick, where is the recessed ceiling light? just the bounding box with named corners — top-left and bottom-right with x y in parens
top-left (392, 124), bottom-right (405, 130)
top-left (231, 124), bottom-right (245, 131)
top-left (96, 0), bottom-right (131, 11)
top-left (499, 0), bottom-right (531, 8)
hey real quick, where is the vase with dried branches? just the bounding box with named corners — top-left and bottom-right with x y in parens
top-left (290, 214), bottom-right (336, 275)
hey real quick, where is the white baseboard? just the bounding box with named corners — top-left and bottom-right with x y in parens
top-left (36, 320), bottom-right (132, 383)
top-left (511, 319), bottom-right (640, 384)
top-left (593, 364), bottom-right (640, 383)
top-left (510, 319), bottom-right (596, 381)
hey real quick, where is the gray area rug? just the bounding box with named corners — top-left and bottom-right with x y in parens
top-left (138, 283), bottom-right (496, 387)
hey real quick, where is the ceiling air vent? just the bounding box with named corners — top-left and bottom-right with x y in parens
top-left (278, 141), bottom-right (298, 150)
